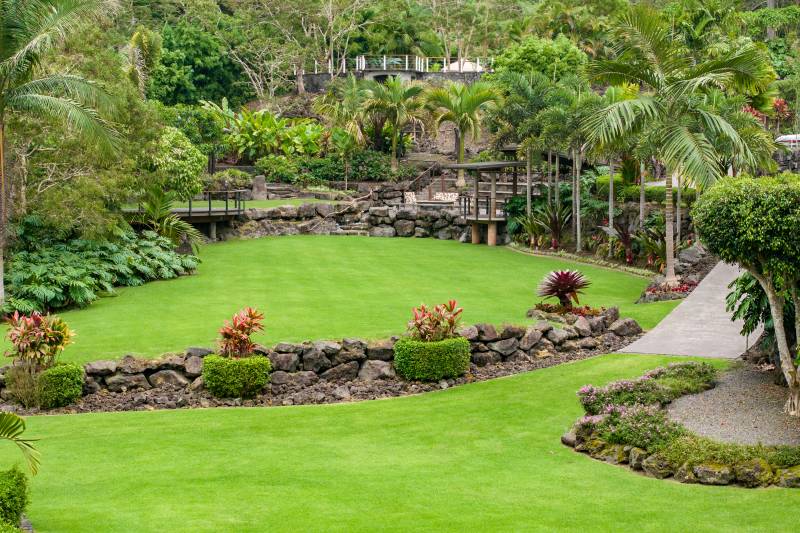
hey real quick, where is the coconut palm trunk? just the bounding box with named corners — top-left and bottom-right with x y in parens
top-left (390, 127), bottom-right (399, 171)
top-left (676, 173), bottom-right (682, 244)
top-left (554, 152), bottom-right (560, 208)
top-left (664, 168), bottom-right (679, 285)
top-left (607, 158), bottom-right (615, 258)
top-left (575, 148), bottom-right (583, 252)
top-left (0, 122), bottom-right (6, 305)
top-left (456, 129), bottom-right (466, 187)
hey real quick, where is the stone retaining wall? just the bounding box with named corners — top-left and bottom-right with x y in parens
top-left (0, 309), bottom-right (641, 402)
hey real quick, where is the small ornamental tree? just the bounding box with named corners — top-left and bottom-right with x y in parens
top-left (693, 176), bottom-right (800, 415)
top-left (218, 307), bottom-right (264, 358)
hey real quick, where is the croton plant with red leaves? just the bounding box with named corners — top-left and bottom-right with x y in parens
top-left (218, 307), bottom-right (265, 358)
top-left (407, 300), bottom-right (463, 342)
top-left (5, 311), bottom-right (72, 369)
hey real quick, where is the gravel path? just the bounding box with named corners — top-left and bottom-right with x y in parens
top-left (668, 365), bottom-right (800, 446)
top-left (619, 262), bottom-right (757, 359)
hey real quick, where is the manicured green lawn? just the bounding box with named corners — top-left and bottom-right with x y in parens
top-left (9, 236), bottom-right (676, 364)
top-left (5, 354), bottom-right (793, 533)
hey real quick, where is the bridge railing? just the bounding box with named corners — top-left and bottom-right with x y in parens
top-left (306, 55), bottom-right (494, 75)
top-left (185, 189), bottom-right (248, 217)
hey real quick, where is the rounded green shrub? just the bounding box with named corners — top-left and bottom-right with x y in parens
top-left (202, 355), bottom-right (272, 398)
top-left (0, 468), bottom-right (28, 527)
top-left (37, 363), bottom-right (84, 409)
top-left (0, 520), bottom-right (20, 532)
top-left (393, 337), bottom-right (470, 381)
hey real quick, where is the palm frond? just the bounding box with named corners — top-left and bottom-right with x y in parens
top-left (0, 413), bottom-right (40, 475)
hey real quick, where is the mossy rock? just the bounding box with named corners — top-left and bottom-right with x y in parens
top-left (776, 464), bottom-right (800, 488)
top-left (734, 459), bottom-right (773, 488)
top-left (642, 454), bottom-right (673, 479)
top-left (693, 463), bottom-right (733, 486)
top-left (599, 444), bottom-right (628, 465)
top-left (628, 447), bottom-right (647, 470)
top-left (583, 438), bottom-right (607, 458)
top-left (674, 463), bottom-right (697, 484)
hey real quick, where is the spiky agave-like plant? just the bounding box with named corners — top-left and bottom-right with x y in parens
top-left (537, 270), bottom-right (591, 309)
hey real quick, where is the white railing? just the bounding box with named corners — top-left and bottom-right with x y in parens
top-left (306, 55), bottom-right (494, 75)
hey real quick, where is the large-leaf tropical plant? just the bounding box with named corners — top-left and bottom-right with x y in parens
top-left (0, 412), bottom-right (39, 475)
top-left (0, 0), bottom-right (120, 305)
top-left (426, 81), bottom-right (501, 187)
top-left (583, 5), bottom-right (775, 285)
top-left (363, 76), bottom-right (425, 171)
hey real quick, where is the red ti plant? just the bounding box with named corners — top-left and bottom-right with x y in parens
top-left (537, 270), bottom-right (591, 309)
top-left (407, 300), bottom-right (463, 342)
top-left (5, 311), bottom-right (72, 370)
top-left (218, 307), bottom-right (265, 358)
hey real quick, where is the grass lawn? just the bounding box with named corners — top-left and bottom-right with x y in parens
top-left (5, 354), bottom-right (795, 532)
top-left (12, 236), bottom-right (677, 364)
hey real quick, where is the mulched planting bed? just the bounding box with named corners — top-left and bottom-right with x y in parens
top-left (668, 364), bottom-right (800, 446)
top-left (0, 336), bottom-right (636, 416)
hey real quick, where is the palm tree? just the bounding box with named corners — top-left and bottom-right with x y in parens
top-left (0, 0), bottom-right (119, 305)
top-left (363, 76), bottom-right (425, 171)
top-left (313, 74), bottom-right (369, 144)
top-left (133, 186), bottom-right (204, 251)
top-left (583, 6), bottom-right (774, 285)
top-left (426, 81), bottom-right (501, 187)
top-left (0, 413), bottom-right (40, 475)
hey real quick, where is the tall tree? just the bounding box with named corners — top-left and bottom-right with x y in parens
top-left (426, 81), bottom-right (501, 187)
top-left (584, 5), bottom-right (774, 285)
top-left (0, 0), bottom-right (120, 305)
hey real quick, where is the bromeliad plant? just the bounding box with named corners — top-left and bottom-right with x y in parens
top-left (407, 300), bottom-right (463, 342)
top-left (218, 307), bottom-right (265, 358)
top-left (537, 270), bottom-right (591, 309)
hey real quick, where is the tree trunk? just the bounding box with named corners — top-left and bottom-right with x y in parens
top-left (0, 122), bottom-right (6, 306)
top-left (571, 148), bottom-right (577, 240)
top-left (664, 168), bottom-right (678, 285)
top-left (576, 149), bottom-right (583, 253)
top-left (547, 150), bottom-right (552, 205)
top-left (767, 0), bottom-right (776, 40)
top-left (295, 66), bottom-right (306, 95)
top-left (525, 147), bottom-right (531, 216)
top-left (554, 152), bottom-right (560, 208)
top-left (608, 158), bottom-right (614, 258)
top-left (456, 131), bottom-right (465, 188)
top-left (639, 161), bottom-right (646, 229)
top-left (390, 127), bottom-right (399, 171)
top-left (676, 172), bottom-right (682, 245)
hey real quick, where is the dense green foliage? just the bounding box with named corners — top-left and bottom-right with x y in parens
top-left (36, 363), bottom-right (84, 410)
top-left (5, 231), bottom-right (198, 314)
top-left (393, 337), bottom-right (470, 381)
top-left (148, 127), bottom-right (207, 200)
top-left (0, 468), bottom-right (27, 528)
top-left (492, 35), bottom-right (588, 80)
top-left (202, 355), bottom-right (272, 398)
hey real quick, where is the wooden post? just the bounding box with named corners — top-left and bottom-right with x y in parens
top-left (490, 172), bottom-right (497, 221)
top-left (473, 172), bottom-right (479, 220)
top-left (487, 222), bottom-right (497, 246)
top-left (471, 223), bottom-right (481, 244)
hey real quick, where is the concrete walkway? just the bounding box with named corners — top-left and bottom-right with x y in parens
top-left (619, 262), bottom-right (757, 359)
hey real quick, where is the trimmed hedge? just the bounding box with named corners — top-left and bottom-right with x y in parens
top-left (202, 355), bottom-right (272, 398)
top-left (37, 363), bottom-right (84, 409)
top-left (594, 174), bottom-right (624, 196)
top-left (620, 185), bottom-right (697, 204)
top-left (0, 468), bottom-right (27, 527)
top-left (393, 337), bottom-right (470, 381)
top-left (0, 520), bottom-right (20, 532)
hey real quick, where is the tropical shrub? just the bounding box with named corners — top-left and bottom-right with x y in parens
top-left (5, 231), bottom-right (199, 313)
top-left (537, 270), bottom-right (590, 309)
top-left (620, 185), bottom-right (697, 204)
top-left (594, 174), bottom-right (624, 196)
top-left (595, 405), bottom-right (686, 452)
top-left (407, 300), bottom-right (463, 342)
top-left (0, 468), bottom-right (28, 527)
top-left (393, 337), bottom-right (471, 381)
top-left (202, 355), bottom-right (272, 398)
top-left (4, 312), bottom-right (72, 370)
top-left (226, 109), bottom-right (323, 162)
top-left (531, 203), bottom-right (571, 249)
top-left (218, 307), bottom-right (265, 358)
top-left (255, 155), bottom-right (303, 184)
top-left (0, 520), bottom-right (20, 532)
top-left (202, 169), bottom-right (253, 192)
top-left (149, 126), bottom-right (207, 200)
top-left (36, 363), bottom-right (84, 409)
top-left (492, 35), bottom-right (588, 80)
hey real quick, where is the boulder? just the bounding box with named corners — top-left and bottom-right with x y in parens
top-left (321, 361), bottom-right (360, 381)
top-left (414, 227), bottom-right (430, 238)
top-left (609, 318), bottom-right (643, 337)
top-left (578, 337), bottom-right (600, 350)
top-left (534, 338), bottom-right (555, 352)
top-left (394, 219), bottom-right (415, 237)
top-left (333, 347), bottom-right (367, 366)
top-left (457, 325), bottom-right (479, 341)
top-left (270, 370), bottom-right (290, 386)
top-left (678, 243), bottom-right (705, 265)
top-left (561, 430), bottom-right (577, 447)
top-left (396, 207), bottom-right (417, 220)
top-left (601, 332), bottom-right (622, 347)
top-left (366, 340), bottom-right (395, 361)
top-left (287, 371), bottom-right (319, 388)
top-left (368, 206), bottom-right (390, 217)
top-left (602, 307), bottom-right (620, 327)
top-left (274, 342), bottom-right (304, 354)
top-left (270, 352), bottom-right (300, 372)
top-left (546, 328), bottom-right (571, 345)
top-left (118, 356), bottom-right (159, 375)
top-left (189, 376), bottom-right (205, 391)
top-left (735, 459), bottom-right (773, 487)
top-left (599, 444), bottom-right (628, 465)
top-left (499, 324), bottom-right (526, 339)
top-left (333, 385), bottom-right (351, 400)
top-left (297, 202), bottom-right (318, 219)
top-left (368, 225), bottom-right (396, 238)
top-left (148, 370), bottom-right (190, 389)
top-left (642, 454), bottom-right (673, 479)
top-left (184, 355), bottom-right (203, 378)
top-left (84, 360), bottom-right (117, 377)
top-left (251, 175), bottom-right (267, 200)
top-left (315, 203), bottom-right (335, 217)
top-left (519, 327), bottom-right (543, 351)
top-left (693, 463), bottom-right (733, 485)
top-left (302, 348), bottom-right (332, 373)
top-left (83, 376), bottom-right (101, 395)
top-left (487, 337), bottom-right (519, 357)
top-left (675, 463), bottom-right (697, 484)
top-left (587, 317), bottom-right (606, 334)
top-left (358, 360), bottom-right (396, 381)
top-left (559, 340), bottom-right (581, 352)
top-left (628, 447), bottom-right (647, 470)
top-left (475, 323), bottom-right (499, 342)
top-left (776, 465), bottom-right (800, 488)
top-left (506, 350), bottom-right (529, 362)
top-left (343, 338), bottom-right (367, 352)
top-left (105, 373), bottom-right (151, 393)
top-left (159, 354), bottom-right (186, 370)
top-left (471, 351), bottom-right (501, 367)
top-left (313, 340), bottom-right (342, 355)
top-left (573, 316), bottom-right (592, 337)
top-left (532, 321), bottom-right (553, 334)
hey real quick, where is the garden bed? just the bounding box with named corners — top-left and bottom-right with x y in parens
top-left (0, 309), bottom-right (643, 415)
top-left (562, 362), bottom-right (800, 488)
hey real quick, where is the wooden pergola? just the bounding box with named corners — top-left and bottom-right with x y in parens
top-left (446, 160), bottom-right (528, 246)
